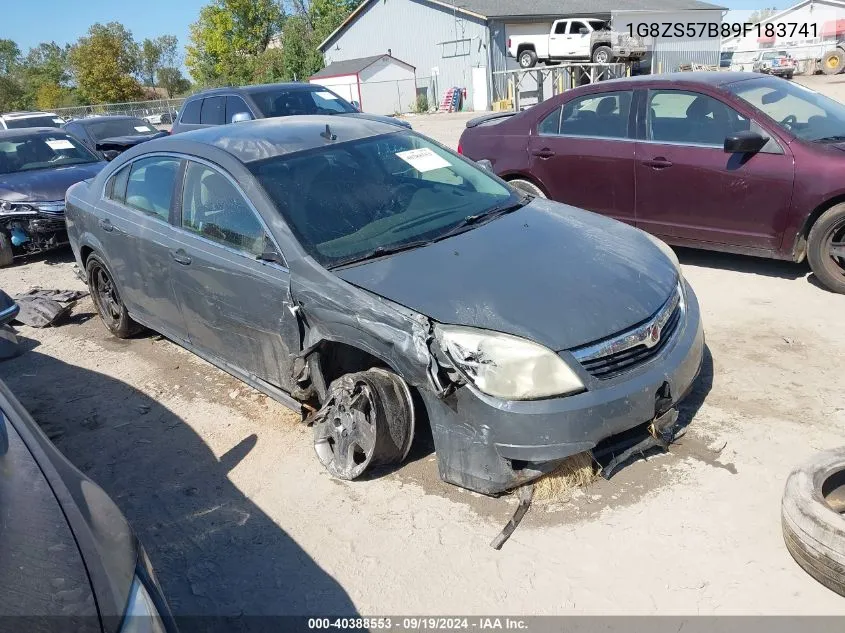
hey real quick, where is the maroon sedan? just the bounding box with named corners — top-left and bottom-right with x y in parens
top-left (459, 72), bottom-right (845, 293)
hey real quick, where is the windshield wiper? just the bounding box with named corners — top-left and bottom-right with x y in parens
top-left (434, 196), bottom-right (531, 242)
top-left (813, 135), bottom-right (845, 143)
top-left (331, 238), bottom-right (434, 268)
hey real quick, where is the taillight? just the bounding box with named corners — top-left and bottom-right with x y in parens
top-left (457, 142), bottom-right (463, 155)
top-left (507, 38), bottom-right (511, 49)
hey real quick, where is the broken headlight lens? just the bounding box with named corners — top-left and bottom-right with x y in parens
top-left (435, 324), bottom-right (585, 400)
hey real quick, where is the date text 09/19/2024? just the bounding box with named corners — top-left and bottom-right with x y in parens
top-left (307, 618), bottom-right (529, 630)
top-left (627, 22), bottom-right (817, 39)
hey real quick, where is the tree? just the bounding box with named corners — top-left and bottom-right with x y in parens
top-left (69, 22), bottom-right (143, 103)
top-left (20, 42), bottom-right (71, 106)
top-left (187, 0), bottom-right (285, 86)
top-left (0, 75), bottom-right (25, 111)
top-left (158, 66), bottom-right (191, 97)
top-left (749, 8), bottom-right (778, 24)
top-left (281, 0), bottom-right (360, 80)
top-left (140, 35), bottom-right (179, 88)
top-left (35, 82), bottom-right (69, 109)
top-left (0, 39), bottom-right (20, 75)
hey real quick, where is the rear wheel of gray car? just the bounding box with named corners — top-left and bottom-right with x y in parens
top-left (592, 46), bottom-right (613, 64)
top-left (313, 368), bottom-right (414, 481)
top-left (782, 447), bottom-right (845, 597)
top-left (807, 203), bottom-right (845, 294)
top-left (508, 179), bottom-right (546, 199)
top-left (0, 232), bottom-right (13, 268)
top-left (519, 50), bottom-right (538, 69)
top-left (86, 256), bottom-right (143, 338)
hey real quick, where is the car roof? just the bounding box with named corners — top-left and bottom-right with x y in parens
top-left (0, 111), bottom-right (59, 119)
top-left (147, 115), bottom-right (401, 163)
top-left (596, 71), bottom-right (762, 89)
top-left (186, 82), bottom-right (323, 99)
top-left (0, 127), bottom-right (69, 140)
top-left (71, 115), bottom-right (143, 124)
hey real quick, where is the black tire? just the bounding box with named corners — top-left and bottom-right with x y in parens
top-left (782, 447), bottom-right (845, 597)
top-left (85, 255), bottom-right (143, 338)
top-left (785, 72), bottom-right (794, 80)
top-left (592, 45), bottom-right (613, 64)
top-left (807, 203), bottom-right (845, 294)
top-left (518, 49), bottom-right (538, 69)
top-left (313, 368), bottom-right (414, 480)
top-left (0, 231), bottom-right (13, 268)
top-left (508, 179), bottom-right (546, 198)
top-left (822, 49), bottom-right (845, 75)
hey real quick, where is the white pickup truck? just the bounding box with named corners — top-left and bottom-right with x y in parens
top-left (507, 18), bottom-right (647, 68)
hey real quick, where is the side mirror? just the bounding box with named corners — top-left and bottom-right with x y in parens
top-left (579, 27), bottom-right (589, 34)
top-left (257, 248), bottom-right (285, 265)
top-left (476, 158), bottom-right (493, 171)
top-left (102, 150), bottom-right (121, 161)
top-left (231, 111), bottom-right (253, 124)
top-left (724, 131), bottom-right (768, 154)
top-left (351, 100), bottom-right (361, 111)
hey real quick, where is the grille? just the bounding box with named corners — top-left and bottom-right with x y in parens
top-left (572, 286), bottom-right (683, 380)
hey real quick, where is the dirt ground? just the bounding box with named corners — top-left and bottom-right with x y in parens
top-left (3, 75), bottom-right (845, 625)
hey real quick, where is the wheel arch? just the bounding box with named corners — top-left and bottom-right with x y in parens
top-left (792, 195), bottom-right (845, 262)
top-left (516, 43), bottom-right (536, 56)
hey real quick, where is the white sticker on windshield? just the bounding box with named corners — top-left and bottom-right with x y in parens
top-left (53, 118), bottom-right (64, 124)
top-left (45, 139), bottom-right (74, 150)
top-left (396, 147), bottom-right (451, 172)
top-left (135, 125), bottom-right (152, 132)
top-left (316, 91), bottom-right (338, 100)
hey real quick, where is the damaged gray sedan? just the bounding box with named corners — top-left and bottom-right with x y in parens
top-left (65, 116), bottom-right (704, 495)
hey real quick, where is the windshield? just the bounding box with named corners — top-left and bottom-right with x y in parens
top-left (87, 118), bottom-right (158, 140)
top-left (250, 87), bottom-right (358, 118)
top-left (0, 132), bottom-right (99, 174)
top-left (250, 132), bottom-right (517, 267)
top-left (728, 76), bottom-right (845, 142)
top-left (5, 114), bottom-right (65, 129)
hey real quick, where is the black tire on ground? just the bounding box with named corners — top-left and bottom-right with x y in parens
top-left (782, 447), bottom-right (845, 597)
top-left (519, 49), bottom-right (538, 69)
top-left (85, 255), bottom-right (143, 338)
top-left (807, 203), bottom-right (845, 294)
top-left (508, 179), bottom-right (546, 198)
top-left (785, 72), bottom-right (794, 80)
top-left (313, 368), bottom-right (414, 481)
top-left (822, 49), bottom-right (845, 75)
top-left (0, 232), bottom-right (13, 268)
top-left (592, 45), bottom-right (613, 64)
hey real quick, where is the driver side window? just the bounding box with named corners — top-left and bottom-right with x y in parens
top-left (181, 161), bottom-right (279, 259)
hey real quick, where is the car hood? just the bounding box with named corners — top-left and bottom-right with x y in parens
top-left (0, 162), bottom-right (106, 203)
top-left (334, 199), bottom-right (679, 351)
top-left (95, 133), bottom-right (166, 151)
top-left (340, 111), bottom-right (412, 129)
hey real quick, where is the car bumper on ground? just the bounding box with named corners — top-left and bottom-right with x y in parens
top-left (422, 281), bottom-right (705, 495)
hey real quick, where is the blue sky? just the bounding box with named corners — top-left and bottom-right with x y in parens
top-left (1, 0), bottom-right (792, 57)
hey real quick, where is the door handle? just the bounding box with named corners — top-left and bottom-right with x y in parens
top-left (170, 249), bottom-right (192, 266)
top-left (99, 218), bottom-right (114, 232)
top-left (642, 157), bottom-right (673, 169)
top-left (532, 148), bottom-right (556, 159)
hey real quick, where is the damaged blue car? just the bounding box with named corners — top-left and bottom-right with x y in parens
top-left (65, 116), bottom-right (704, 495)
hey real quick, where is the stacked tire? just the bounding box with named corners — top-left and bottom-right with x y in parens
top-left (782, 447), bottom-right (845, 597)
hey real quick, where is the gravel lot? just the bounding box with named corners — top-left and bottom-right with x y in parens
top-left (2, 74), bottom-right (845, 626)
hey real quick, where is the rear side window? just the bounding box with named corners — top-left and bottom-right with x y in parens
top-left (225, 96), bottom-right (251, 123)
top-left (200, 96), bottom-right (226, 125)
top-left (538, 107), bottom-right (562, 134)
top-left (560, 90), bottom-right (632, 139)
top-left (180, 99), bottom-right (202, 124)
top-left (124, 156), bottom-right (180, 221)
top-left (107, 165), bottom-right (131, 202)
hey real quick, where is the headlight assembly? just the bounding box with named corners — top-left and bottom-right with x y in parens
top-left (435, 324), bottom-right (585, 400)
top-left (119, 576), bottom-right (167, 633)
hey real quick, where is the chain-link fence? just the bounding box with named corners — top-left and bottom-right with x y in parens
top-left (52, 98), bottom-right (186, 122)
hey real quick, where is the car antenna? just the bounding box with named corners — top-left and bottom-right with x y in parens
top-left (320, 124), bottom-right (337, 141)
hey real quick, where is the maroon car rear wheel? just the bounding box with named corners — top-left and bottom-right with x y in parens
top-left (808, 203), bottom-right (845, 294)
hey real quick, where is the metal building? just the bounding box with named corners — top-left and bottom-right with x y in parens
top-left (319, 0), bottom-right (724, 111)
